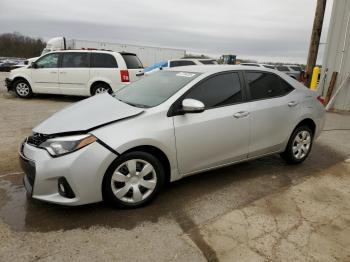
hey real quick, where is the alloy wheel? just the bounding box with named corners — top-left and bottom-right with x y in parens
top-left (111, 159), bottom-right (157, 204)
top-left (16, 82), bottom-right (30, 96)
top-left (292, 130), bottom-right (311, 159)
top-left (95, 87), bottom-right (108, 94)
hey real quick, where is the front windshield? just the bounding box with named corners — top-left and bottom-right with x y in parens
top-left (114, 71), bottom-right (200, 108)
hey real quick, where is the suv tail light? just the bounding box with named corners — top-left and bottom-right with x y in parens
top-left (120, 70), bottom-right (130, 83)
top-left (317, 95), bottom-right (325, 105)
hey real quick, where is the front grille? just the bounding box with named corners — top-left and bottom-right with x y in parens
top-left (27, 133), bottom-right (49, 147)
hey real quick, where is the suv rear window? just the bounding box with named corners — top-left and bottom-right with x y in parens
top-left (121, 54), bottom-right (143, 69)
top-left (91, 53), bottom-right (118, 68)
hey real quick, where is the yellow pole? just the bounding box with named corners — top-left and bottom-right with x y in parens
top-left (310, 66), bottom-right (320, 90)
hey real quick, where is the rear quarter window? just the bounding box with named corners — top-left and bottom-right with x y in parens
top-left (91, 53), bottom-right (118, 68)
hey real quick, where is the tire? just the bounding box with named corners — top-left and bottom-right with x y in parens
top-left (281, 126), bottom-right (313, 164)
top-left (102, 151), bottom-right (165, 208)
top-left (13, 79), bottom-right (33, 98)
top-left (91, 83), bottom-right (112, 96)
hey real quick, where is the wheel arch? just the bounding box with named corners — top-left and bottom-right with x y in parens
top-left (90, 81), bottom-right (112, 95)
top-left (104, 145), bottom-right (172, 186)
top-left (123, 145), bottom-right (171, 184)
top-left (294, 118), bottom-right (316, 135)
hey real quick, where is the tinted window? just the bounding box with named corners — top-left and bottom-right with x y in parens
top-left (170, 60), bottom-right (196, 67)
top-left (277, 66), bottom-right (289, 71)
top-left (61, 53), bottom-right (89, 68)
top-left (114, 71), bottom-right (200, 108)
top-left (91, 53), bottom-right (118, 68)
top-left (290, 66), bottom-right (301, 72)
top-left (246, 72), bottom-right (294, 100)
top-left (263, 65), bottom-right (276, 69)
top-left (36, 53), bottom-right (59, 68)
top-left (185, 73), bottom-right (242, 108)
top-left (199, 60), bottom-right (218, 65)
top-left (241, 63), bottom-right (259, 67)
top-left (121, 54), bottom-right (143, 69)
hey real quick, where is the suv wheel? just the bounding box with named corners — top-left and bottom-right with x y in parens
top-left (103, 151), bottom-right (165, 208)
top-left (281, 126), bottom-right (313, 164)
top-left (14, 79), bottom-right (33, 98)
top-left (92, 83), bottom-right (112, 95)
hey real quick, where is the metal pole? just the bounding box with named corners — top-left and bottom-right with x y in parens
top-left (305, 0), bottom-right (327, 87)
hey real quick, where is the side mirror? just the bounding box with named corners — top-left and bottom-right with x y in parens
top-left (31, 62), bottom-right (38, 69)
top-left (181, 99), bottom-right (205, 114)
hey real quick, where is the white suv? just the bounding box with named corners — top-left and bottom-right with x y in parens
top-left (5, 50), bottom-right (144, 98)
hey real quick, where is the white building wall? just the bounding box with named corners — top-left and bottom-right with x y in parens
top-left (320, 0), bottom-right (350, 111)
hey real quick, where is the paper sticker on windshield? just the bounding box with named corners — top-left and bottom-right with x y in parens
top-left (176, 72), bottom-right (196, 78)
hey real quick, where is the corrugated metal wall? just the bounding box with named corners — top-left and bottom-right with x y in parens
top-left (320, 0), bottom-right (350, 111)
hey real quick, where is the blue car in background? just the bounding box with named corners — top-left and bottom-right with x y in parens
top-left (144, 58), bottom-right (217, 74)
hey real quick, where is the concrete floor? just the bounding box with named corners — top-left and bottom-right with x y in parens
top-left (0, 72), bottom-right (350, 261)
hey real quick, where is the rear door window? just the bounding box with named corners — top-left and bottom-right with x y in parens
top-left (91, 53), bottom-right (118, 68)
top-left (185, 73), bottom-right (243, 108)
top-left (61, 52), bottom-right (89, 68)
top-left (121, 54), bottom-right (143, 69)
top-left (245, 72), bottom-right (294, 100)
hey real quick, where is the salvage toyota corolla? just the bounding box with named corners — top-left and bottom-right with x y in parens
top-left (19, 65), bottom-right (325, 208)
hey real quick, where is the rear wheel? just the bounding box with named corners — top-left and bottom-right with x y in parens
top-left (14, 79), bottom-right (33, 98)
top-left (91, 83), bottom-right (112, 96)
top-left (281, 126), bottom-right (313, 164)
top-left (103, 151), bottom-right (165, 208)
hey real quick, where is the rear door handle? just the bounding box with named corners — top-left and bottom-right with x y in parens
top-left (233, 111), bottom-right (250, 118)
top-left (136, 73), bottom-right (144, 77)
top-left (288, 101), bottom-right (299, 107)
top-left (50, 71), bottom-right (57, 74)
top-left (59, 71), bottom-right (67, 74)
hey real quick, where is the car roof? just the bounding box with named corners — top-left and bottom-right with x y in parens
top-left (168, 65), bottom-right (275, 74)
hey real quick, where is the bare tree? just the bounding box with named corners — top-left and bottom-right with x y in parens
top-left (0, 32), bottom-right (46, 58)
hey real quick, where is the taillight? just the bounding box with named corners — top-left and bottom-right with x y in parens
top-left (120, 70), bottom-right (129, 83)
top-left (317, 95), bottom-right (325, 105)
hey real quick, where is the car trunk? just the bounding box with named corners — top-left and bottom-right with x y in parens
top-left (121, 53), bottom-right (144, 82)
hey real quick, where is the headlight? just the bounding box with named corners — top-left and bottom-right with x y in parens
top-left (40, 134), bottom-right (97, 157)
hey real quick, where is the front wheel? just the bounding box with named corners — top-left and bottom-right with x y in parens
top-left (102, 151), bottom-right (165, 208)
top-left (281, 126), bottom-right (313, 164)
top-left (14, 79), bottom-right (33, 98)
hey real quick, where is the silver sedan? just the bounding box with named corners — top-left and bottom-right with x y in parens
top-left (19, 65), bottom-right (325, 208)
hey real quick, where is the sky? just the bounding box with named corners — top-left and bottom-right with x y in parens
top-left (0, 0), bottom-right (333, 63)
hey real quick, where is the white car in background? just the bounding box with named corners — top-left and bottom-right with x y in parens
top-left (5, 50), bottom-right (144, 98)
top-left (144, 58), bottom-right (218, 74)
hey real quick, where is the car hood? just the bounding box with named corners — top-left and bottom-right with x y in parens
top-left (33, 94), bottom-right (144, 135)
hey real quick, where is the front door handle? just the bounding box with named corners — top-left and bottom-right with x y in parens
top-left (288, 101), bottom-right (299, 107)
top-left (59, 71), bottom-right (67, 74)
top-left (50, 71), bottom-right (57, 74)
top-left (233, 111), bottom-right (250, 118)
